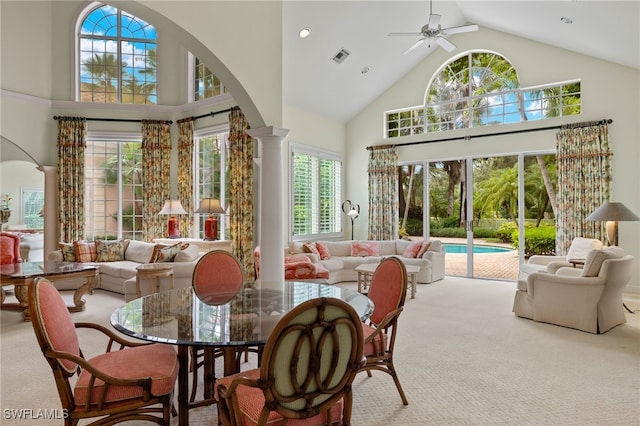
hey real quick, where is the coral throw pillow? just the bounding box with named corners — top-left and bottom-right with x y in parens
top-left (303, 242), bottom-right (321, 257)
top-left (402, 240), bottom-right (423, 258)
top-left (350, 241), bottom-right (380, 257)
top-left (315, 242), bottom-right (331, 260)
top-left (73, 241), bottom-right (97, 263)
top-left (416, 241), bottom-right (432, 258)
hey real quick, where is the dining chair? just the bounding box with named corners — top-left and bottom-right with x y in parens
top-left (359, 256), bottom-right (409, 405)
top-left (29, 277), bottom-right (178, 426)
top-left (190, 250), bottom-right (259, 403)
top-left (215, 297), bottom-right (364, 425)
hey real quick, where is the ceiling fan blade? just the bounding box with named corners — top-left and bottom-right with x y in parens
top-left (442, 24), bottom-right (479, 35)
top-left (428, 13), bottom-right (441, 28)
top-left (403, 38), bottom-right (427, 55)
top-left (388, 32), bottom-right (422, 37)
top-left (436, 36), bottom-right (456, 52)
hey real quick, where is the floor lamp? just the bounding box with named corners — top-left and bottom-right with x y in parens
top-left (342, 200), bottom-right (360, 240)
top-left (587, 201), bottom-right (639, 313)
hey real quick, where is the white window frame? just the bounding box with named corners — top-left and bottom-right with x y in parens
top-left (289, 143), bottom-right (343, 241)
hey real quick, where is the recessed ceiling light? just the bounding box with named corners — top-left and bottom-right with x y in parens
top-left (560, 17), bottom-right (573, 24)
top-left (361, 66), bottom-right (370, 75)
top-left (299, 27), bottom-right (311, 38)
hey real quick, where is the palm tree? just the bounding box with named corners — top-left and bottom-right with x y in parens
top-left (82, 53), bottom-right (127, 92)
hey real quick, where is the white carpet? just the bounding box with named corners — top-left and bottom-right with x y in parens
top-left (1, 277), bottom-right (639, 425)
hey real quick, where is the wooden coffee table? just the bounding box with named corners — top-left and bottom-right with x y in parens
top-left (355, 262), bottom-right (419, 299)
top-left (0, 261), bottom-right (98, 321)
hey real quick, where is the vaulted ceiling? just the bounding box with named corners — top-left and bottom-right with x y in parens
top-left (283, 1), bottom-right (640, 123)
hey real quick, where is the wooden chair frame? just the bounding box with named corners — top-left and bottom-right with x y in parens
top-left (29, 277), bottom-right (175, 426)
top-left (359, 256), bottom-right (409, 405)
top-left (217, 297), bottom-right (365, 426)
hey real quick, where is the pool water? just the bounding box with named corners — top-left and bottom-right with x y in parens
top-left (444, 243), bottom-right (514, 254)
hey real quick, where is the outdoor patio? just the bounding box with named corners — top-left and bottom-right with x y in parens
top-left (438, 238), bottom-right (520, 281)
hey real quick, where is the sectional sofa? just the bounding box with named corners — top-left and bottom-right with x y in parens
top-left (48, 239), bottom-right (203, 301)
top-left (286, 239), bottom-right (446, 284)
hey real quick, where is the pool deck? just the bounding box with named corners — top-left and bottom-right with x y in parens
top-left (437, 237), bottom-right (520, 281)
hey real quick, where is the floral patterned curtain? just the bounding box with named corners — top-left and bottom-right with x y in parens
top-left (228, 107), bottom-right (254, 282)
top-left (367, 145), bottom-right (398, 240)
top-left (556, 122), bottom-right (612, 254)
top-left (56, 117), bottom-right (87, 242)
top-left (177, 118), bottom-right (194, 238)
top-left (141, 120), bottom-right (172, 241)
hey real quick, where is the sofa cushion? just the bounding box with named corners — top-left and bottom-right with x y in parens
top-left (417, 241), bottom-right (432, 257)
top-left (318, 257), bottom-right (344, 272)
top-left (95, 239), bottom-right (128, 262)
top-left (323, 241), bottom-right (351, 257)
top-left (124, 240), bottom-right (157, 263)
top-left (351, 241), bottom-right (379, 257)
top-left (74, 241), bottom-right (97, 263)
top-left (94, 261), bottom-right (139, 280)
top-left (377, 240), bottom-right (397, 256)
top-left (302, 241), bottom-right (321, 257)
top-left (288, 241), bottom-right (305, 254)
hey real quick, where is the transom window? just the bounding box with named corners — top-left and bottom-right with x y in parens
top-left (193, 56), bottom-right (227, 101)
top-left (291, 145), bottom-right (342, 239)
top-left (385, 51), bottom-right (581, 138)
top-left (79, 3), bottom-right (157, 104)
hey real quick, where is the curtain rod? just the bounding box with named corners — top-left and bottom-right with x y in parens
top-left (191, 108), bottom-right (233, 121)
top-left (367, 118), bottom-right (613, 150)
top-left (53, 116), bottom-right (173, 124)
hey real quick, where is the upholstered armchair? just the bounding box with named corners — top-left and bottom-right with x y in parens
top-left (1, 232), bottom-right (22, 305)
top-left (513, 248), bottom-right (633, 334)
top-left (519, 237), bottom-right (603, 280)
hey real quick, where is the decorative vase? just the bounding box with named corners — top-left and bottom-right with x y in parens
top-left (0, 209), bottom-right (11, 224)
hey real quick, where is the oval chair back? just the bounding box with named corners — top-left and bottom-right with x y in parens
top-left (0, 232), bottom-right (22, 264)
top-left (192, 250), bottom-right (244, 305)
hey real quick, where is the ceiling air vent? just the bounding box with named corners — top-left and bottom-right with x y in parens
top-left (331, 47), bottom-right (351, 64)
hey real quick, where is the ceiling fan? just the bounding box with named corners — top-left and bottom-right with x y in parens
top-left (389, 0), bottom-right (479, 54)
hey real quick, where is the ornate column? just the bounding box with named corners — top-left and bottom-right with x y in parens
top-left (247, 126), bottom-right (290, 285)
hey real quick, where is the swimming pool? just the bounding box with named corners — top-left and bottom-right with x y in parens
top-left (443, 243), bottom-right (514, 254)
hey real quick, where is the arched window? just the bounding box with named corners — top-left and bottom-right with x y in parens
top-left (79, 3), bottom-right (157, 104)
top-left (386, 51), bottom-right (580, 138)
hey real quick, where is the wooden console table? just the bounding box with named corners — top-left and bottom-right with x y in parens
top-left (0, 261), bottom-right (98, 321)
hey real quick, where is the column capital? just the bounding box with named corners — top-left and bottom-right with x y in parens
top-left (247, 126), bottom-right (290, 141)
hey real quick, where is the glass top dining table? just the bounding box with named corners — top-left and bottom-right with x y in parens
top-left (110, 280), bottom-right (373, 426)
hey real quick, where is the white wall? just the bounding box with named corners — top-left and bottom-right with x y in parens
top-left (0, 161), bottom-right (44, 228)
top-left (346, 27), bottom-right (640, 292)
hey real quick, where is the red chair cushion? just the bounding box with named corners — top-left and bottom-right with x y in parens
top-left (367, 260), bottom-right (404, 325)
top-left (0, 233), bottom-right (21, 264)
top-left (216, 369), bottom-right (344, 425)
top-left (361, 322), bottom-right (388, 356)
top-left (74, 343), bottom-right (178, 405)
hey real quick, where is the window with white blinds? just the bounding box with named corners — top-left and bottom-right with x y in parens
top-left (291, 145), bottom-right (342, 239)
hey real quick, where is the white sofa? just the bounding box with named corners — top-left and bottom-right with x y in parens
top-left (48, 240), bottom-right (203, 301)
top-left (287, 239), bottom-right (446, 284)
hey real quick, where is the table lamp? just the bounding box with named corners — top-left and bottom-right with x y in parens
top-left (195, 198), bottom-right (226, 240)
top-left (586, 201), bottom-right (639, 246)
top-left (158, 200), bottom-right (187, 238)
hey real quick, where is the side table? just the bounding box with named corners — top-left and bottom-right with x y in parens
top-left (354, 263), bottom-right (419, 299)
top-left (136, 263), bottom-right (174, 298)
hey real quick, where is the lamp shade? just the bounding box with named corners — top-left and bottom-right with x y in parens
top-left (158, 200), bottom-right (187, 215)
top-left (195, 198), bottom-right (226, 240)
top-left (586, 201), bottom-right (639, 246)
top-left (158, 200), bottom-right (187, 238)
top-left (347, 208), bottom-right (359, 220)
top-left (194, 198), bottom-right (225, 214)
top-left (586, 201), bottom-right (640, 222)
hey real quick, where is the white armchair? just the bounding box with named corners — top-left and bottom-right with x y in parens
top-left (513, 249), bottom-right (633, 334)
top-left (518, 237), bottom-right (603, 280)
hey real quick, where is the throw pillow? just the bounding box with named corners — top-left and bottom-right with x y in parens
top-left (59, 242), bottom-right (76, 262)
top-left (174, 244), bottom-right (200, 262)
top-left (416, 241), bottom-right (432, 258)
top-left (315, 241), bottom-right (331, 260)
top-left (581, 246), bottom-right (624, 277)
top-left (566, 237), bottom-right (603, 261)
top-left (402, 240), bottom-right (423, 258)
top-left (124, 240), bottom-right (157, 263)
top-left (153, 242), bottom-right (186, 263)
top-left (73, 241), bottom-right (97, 263)
top-left (95, 239), bottom-right (128, 262)
top-left (350, 241), bottom-right (380, 257)
top-left (303, 241), bottom-right (321, 257)
top-left (288, 241), bottom-right (305, 254)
